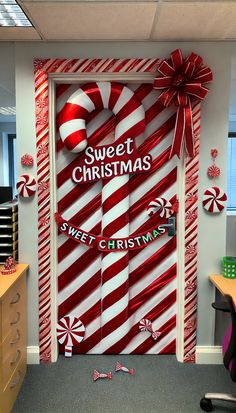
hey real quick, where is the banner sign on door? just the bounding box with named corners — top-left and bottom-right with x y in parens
top-left (55, 212), bottom-right (167, 251)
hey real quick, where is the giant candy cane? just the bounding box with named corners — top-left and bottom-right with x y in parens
top-left (58, 82), bottom-right (146, 348)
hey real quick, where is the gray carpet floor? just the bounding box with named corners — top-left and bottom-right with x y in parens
top-left (13, 355), bottom-right (236, 413)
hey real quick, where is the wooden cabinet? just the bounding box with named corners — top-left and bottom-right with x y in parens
top-left (0, 203), bottom-right (18, 264)
top-left (0, 264), bottom-right (28, 413)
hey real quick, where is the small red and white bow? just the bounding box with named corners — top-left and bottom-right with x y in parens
top-left (93, 370), bottom-right (112, 381)
top-left (139, 319), bottom-right (162, 340)
top-left (115, 361), bottom-right (135, 375)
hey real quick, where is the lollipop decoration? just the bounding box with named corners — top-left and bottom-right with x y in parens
top-left (1, 256), bottom-right (17, 275)
top-left (115, 362), bottom-right (135, 375)
top-left (207, 148), bottom-right (221, 179)
top-left (93, 370), bottom-right (112, 381)
top-left (21, 153), bottom-right (34, 167)
top-left (56, 316), bottom-right (85, 357)
top-left (202, 186), bottom-right (227, 214)
top-left (139, 319), bottom-right (161, 340)
top-left (207, 164), bottom-right (221, 179)
top-left (16, 174), bottom-right (37, 198)
top-left (147, 197), bottom-right (172, 219)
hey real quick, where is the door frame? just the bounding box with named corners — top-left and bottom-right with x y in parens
top-left (34, 58), bottom-right (200, 363)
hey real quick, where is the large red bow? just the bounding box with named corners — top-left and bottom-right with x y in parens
top-left (154, 49), bottom-right (213, 159)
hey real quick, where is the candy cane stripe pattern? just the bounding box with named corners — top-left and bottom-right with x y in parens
top-left (202, 186), bottom-right (227, 213)
top-left (147, 197), bottom-right (172, 219)
top-left (57, 316), bottom-right (85, 356)
top-left (16, 174), bottom-right (37, 197)
top-left (58, 82), bottom-right (145, 153)
top-left (100, 85), bottom-right (145, 349)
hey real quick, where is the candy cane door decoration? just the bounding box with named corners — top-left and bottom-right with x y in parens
top-left (57, 81), bottom-right (178, 355)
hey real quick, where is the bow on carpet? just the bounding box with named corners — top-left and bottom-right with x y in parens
top-left (154, 49), bottom-right (213, 159)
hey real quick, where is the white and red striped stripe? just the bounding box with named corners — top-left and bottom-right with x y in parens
top-left (183, 103), bottom-right (201, 362)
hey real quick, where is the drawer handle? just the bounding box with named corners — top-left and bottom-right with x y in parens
top-left (10, 312), bottom-right (21, 325)
top-left (10, 349), bottom-right (21, 365)
top-left (10, 292), bottom-right (21, 304)
top-left (10, 371), bottom-right (21, 389)
top-left (11, 329), bottom-right (21, 344)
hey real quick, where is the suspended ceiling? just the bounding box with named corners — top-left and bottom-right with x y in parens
top-left (1, 0), bottom-right (236, 41)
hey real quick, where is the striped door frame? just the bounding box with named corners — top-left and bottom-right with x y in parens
top-left (34, 58), bottom-right (200, 363)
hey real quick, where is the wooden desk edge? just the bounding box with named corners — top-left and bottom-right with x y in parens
top-left (209, 274), bottom-right (236, 305)
top-left (0, 264), bottom-right (29, 299)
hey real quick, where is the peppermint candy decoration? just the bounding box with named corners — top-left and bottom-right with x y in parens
top-left (207, 164), bottom-right (221, 179)
top-left (56, 316), bottom-right (85, 357)
top-left (21, 153), bottom-right (34, 167)
top-left (147, 197), bottom-right (172, 218)
top-left (211, 148), bottom-right (218, 159)
top-left (16, 174), bottom-right (36, 198)
top-left (202, 186), bottom-right (227, 213)
top-left (93, 370), bottom-right (112, 381)
top-left (115, 361), bottom-right (135, 375)
top-left (139, 318), bottom-right (161, 340)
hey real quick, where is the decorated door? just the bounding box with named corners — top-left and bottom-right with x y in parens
top-left (34, 51), bottom-right (212, 362)
top-left (56, 80), bottom-right (178, 355)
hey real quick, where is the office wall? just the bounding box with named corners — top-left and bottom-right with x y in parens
top-left (12, 41), bottom-right (232, 353)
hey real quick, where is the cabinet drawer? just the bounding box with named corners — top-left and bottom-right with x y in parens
top-left (1, 356), bottom-right (26, 413)
top-left (1, 275), bottom-right (26, 341)
top-left (1, 324), bottom-right (26, 390)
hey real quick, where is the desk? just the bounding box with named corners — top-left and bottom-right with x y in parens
top-left (209, 275), bottom-right (236, 305)
top-left (0, 263), bottom-right (28, 413)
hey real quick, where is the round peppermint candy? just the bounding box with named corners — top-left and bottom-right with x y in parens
top-left (16, 174), bottom-right (36, 197)
top-left (147, 197), bottom-right (172, 218)
top-left (207, 164), bottom-right (221, 179)
top-left (202, 186), bottom-right (227, 213)
top-left (56, 316), bottom-right (85, 347)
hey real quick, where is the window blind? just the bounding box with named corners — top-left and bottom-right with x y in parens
top-left (228, 136), bottom-right (236, 210)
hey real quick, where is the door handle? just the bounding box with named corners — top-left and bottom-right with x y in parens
top-left (158, 217), bottom-right (176, 236)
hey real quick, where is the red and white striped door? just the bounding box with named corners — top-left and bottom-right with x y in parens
top-left (56, 82), bottom-right (177, 355)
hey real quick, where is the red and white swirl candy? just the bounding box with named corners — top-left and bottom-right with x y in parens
top-left (21, 153), bottom-right (34, 167)
top-left (147, 197), bottom-right (172, 219)
top-left (58, 81), bottom-right (145, 153)
top-left (115, 361), bottom-right (135, 375)
top-left (202, 186), bottom-right (227, 213)
top-left (139, 318), bottom-right (161, 340)
top-left (56, 316), bottom-right (85, 357)
top-left (207, 164), bottom-right (221, 179)
top-left (93, 370), bottom-right (112, 381)
top-left (16, 174), bottom-right (37, 198)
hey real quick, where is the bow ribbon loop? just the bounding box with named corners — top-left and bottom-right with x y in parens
top-left (154, 48), bottom-right (212, 158)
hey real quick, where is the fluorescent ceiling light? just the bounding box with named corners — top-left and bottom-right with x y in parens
top-left (0, 0), bottom-right (32, 27)
top-left (0, 107), bottom-right (16, 115)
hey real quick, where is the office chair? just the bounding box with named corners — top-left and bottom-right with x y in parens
top-left (200, 295), bottom-right (236, 411)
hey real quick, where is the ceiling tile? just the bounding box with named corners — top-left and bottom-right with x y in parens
top-left (21, 2), bottom-right (157, 40)
top-left (152, 2), bottom-right (236, 40)
top-left (0, 27), bottom-right (41, 40)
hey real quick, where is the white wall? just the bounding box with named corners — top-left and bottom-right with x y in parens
top-left (13, 41), bottom-right (232, 352)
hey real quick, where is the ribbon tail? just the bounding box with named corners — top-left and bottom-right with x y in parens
top-left (184, 104), bottom-right (195, 158)
top-left (170, 107), bottom-right (185, 159)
